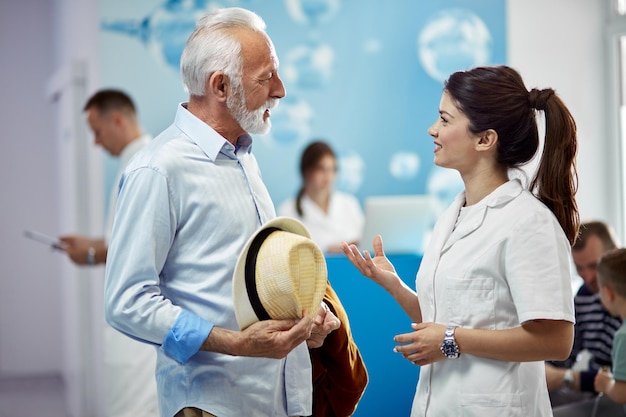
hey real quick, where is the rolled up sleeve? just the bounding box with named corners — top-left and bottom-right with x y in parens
top-left (163, 309), bottom-right (214, 364)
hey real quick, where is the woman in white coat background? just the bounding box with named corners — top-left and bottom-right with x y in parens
top-left (343, 65), bottom-right (579, 417)
top-left (279, 140), bottom-right (364, 254)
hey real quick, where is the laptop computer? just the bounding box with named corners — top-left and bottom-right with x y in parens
top-left (360, 194), bottom-right (441, 255)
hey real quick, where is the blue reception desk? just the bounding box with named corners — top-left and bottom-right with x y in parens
top-left (325, 253), bottom-right (422, 417)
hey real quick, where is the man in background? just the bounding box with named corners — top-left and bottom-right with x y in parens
top-left (59, 89), bottom-right (157, 417)
top-left (60, 89), bottom-right (151, 265)
top-left (546, 220), bottom-right (623, 406)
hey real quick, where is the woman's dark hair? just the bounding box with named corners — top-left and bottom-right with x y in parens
top-left (444, 65), bottom-right (579, 244)
top-left (295, 140), bottom-right (336, 217)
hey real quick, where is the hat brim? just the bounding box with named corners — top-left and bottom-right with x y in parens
top-left (233, 216), bottom-right (313, 330)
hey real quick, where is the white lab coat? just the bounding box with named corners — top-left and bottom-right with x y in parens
top-left (412, 179), bottom-right (575, 417)
top-left (103, 135), bottom-right (159, 417)
top-left (278, 191), bottom-right (364, 253)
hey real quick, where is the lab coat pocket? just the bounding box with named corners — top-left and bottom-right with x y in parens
top-left (460, 393), bottom-right (522, 417)
top-left (445, 277), bottom-right (495, 329)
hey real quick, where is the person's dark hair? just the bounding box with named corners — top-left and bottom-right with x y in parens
top-left (83, 89), bottom-right (136, 117)
top-left (597, 248), bottom-right (626, 298)
top-left (573, 221), bottom-right (618, 252)
top-left (444, 65), bottom-right (579, 244)
top-left (295, 140), bottom-right (336, 217)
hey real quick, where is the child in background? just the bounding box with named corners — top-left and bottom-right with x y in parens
top-left (594, 248), bottom-right (626, 410)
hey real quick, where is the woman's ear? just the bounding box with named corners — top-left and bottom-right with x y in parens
top-left (476, 129), bottom-right (498, 152)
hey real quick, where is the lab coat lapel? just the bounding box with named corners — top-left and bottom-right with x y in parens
top-left (441, 201), bottom-right (487, 253)
top-left (429, 192), bottom-right (466, 256)
top-left (415, 193), bottom-right (464, 292)
top-left (440, 179), bottom-right (524, 253)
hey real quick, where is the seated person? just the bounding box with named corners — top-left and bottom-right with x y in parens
top-left (546, 221), bottom-right (622, 406)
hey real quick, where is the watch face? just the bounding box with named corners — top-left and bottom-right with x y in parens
top-left (441, 340), bottom-right (459, 358)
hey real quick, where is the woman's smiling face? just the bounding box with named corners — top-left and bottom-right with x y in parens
top-left (427, 90), bottom-right (482, 173)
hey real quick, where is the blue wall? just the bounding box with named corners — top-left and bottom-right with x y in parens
top-left (326, 254), bottom-right (422, 416)
top-left (98, 1), bottom-right (506, 414)
top-left (100, 0), bottom-right (506, 211)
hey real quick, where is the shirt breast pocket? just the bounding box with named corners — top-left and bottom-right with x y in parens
top-left (444, 277), bottom-right (496, 329)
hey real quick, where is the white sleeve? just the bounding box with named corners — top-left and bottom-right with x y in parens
top-left (505, 208), bottom-right (575, 324)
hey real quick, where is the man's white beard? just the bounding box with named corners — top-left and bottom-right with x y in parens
top-left (227, 83), bottom-right (277, 135)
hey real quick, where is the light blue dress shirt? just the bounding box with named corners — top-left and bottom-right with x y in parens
top-left (104, 103), bottom-right (312, 417)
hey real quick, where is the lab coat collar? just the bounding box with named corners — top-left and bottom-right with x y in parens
top-left (439, 179), bottom-right (524, 253)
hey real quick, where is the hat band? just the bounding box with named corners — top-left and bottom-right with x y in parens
top-left (244, 226), bottom-right (281, 322)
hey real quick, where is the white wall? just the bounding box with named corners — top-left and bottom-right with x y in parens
top-left (507, 0), bottom-right (622, 238)
top-left (0, 0), bottom-right (63, 376)
top-left (0, 0), bottom-right (104, 415)
top-left (50, 0), bottom-right (105, 414)
top-left (0, 1), bottom-right (619, 416)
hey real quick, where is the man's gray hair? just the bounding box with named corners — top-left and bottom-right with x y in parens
top-left (180, 7), bottom-right (267, 96)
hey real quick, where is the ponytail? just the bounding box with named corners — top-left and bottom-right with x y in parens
top-left (528, 89), bottom-right (580, 244)
top-left (295, 187), bottom-right (305, 217)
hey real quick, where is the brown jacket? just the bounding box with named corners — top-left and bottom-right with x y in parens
top-left (309, 281), bottom-right (368, 417)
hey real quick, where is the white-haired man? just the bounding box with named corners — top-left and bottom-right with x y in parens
top-left (104, 8), bottom-right (338, 417)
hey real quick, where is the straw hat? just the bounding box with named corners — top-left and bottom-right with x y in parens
top-left (233, 217), bottom-right (328, 330)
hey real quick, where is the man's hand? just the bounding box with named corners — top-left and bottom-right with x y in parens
top-left (307, 302), bottom-right (340, 348)
top-left (205, 314), bottom-right (314, 359)
top-left (545, 363), bottom-right (567, 391)
top-left (58, 235), bottom-right (106, 265)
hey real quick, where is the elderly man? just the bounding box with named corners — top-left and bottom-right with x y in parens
top-left (104, 8), bottom-right (338, 417)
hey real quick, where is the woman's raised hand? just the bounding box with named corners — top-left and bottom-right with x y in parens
top-left (342, 235), bottom-right (399, 288)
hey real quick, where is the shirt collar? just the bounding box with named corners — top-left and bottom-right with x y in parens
top-left (173, 103), bottom-right (254, 160)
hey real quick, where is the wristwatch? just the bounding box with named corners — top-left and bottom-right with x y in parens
top-left (563, 369), bottom-right (574, 389)
top-left (87, 247), bottom-right (96, 265)
top-left (440, 326), bottom-right (460, 359)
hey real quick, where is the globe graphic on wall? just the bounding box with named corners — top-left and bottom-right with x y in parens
top-left (283, 42), bottom-right (334, 89)
top-left (285, 0), bottom-right (341, 25)
top-left (101, 0), bottom-right (214, 71)
top-left (426, 165), bottom-right (464, 210)
top-left (418, 8), bottom-right (492, 83)
top-left (337, 149), bottom-right (364, 193)
top-left (389, 151), bottom-right (420, 181)
top-left (261, 95), bottom-right (314, 146)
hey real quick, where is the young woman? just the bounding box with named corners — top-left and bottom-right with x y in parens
top-left (343, 65), bottom-right (579, 416)
top-left (279, 140), bottom-right (364, 253)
